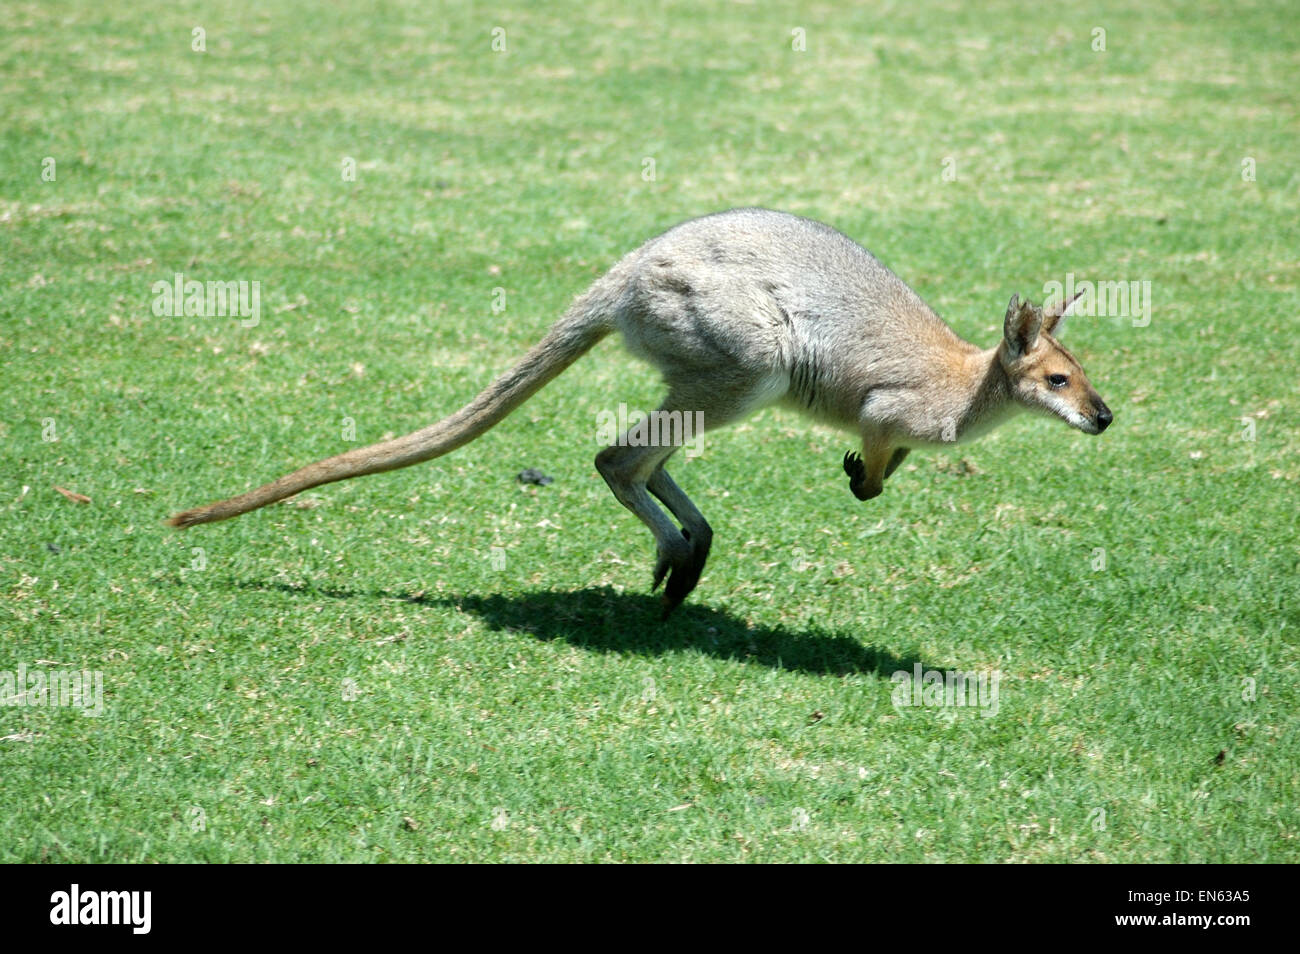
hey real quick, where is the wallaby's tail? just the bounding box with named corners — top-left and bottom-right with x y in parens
top-left (165, 294), bottom-right (614, 528)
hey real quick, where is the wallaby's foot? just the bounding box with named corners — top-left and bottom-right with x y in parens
top-left (843, 451), bottom-right (881, 501)
top-left (653, 526), bottom-right (713, 618)
top-left (651, 531), bottom-right (691, 592)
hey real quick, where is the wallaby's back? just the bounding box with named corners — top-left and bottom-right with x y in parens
top-left (609, 208), bottom-right (972, 424)
top-left (634, 208), bottom-right (951, 334)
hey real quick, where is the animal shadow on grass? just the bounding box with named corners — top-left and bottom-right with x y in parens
top-left (235, 580), bottom-right (927, 678)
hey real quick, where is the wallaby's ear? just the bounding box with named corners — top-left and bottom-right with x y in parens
top-left (1042, 290), bottom-right (1085, 338)
top-left (1003, 294), bottom-right (1043, 358)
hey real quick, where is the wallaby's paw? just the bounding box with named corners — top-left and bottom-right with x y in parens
top-left (655, 526), bottom-right (713, 618)
top-left (842, 451), bottom-right (880, 501)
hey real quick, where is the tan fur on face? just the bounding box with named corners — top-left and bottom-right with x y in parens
top-left (1000, 295), bottom-right (1106, 433)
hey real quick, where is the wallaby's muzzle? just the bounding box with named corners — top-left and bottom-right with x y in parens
top-left (1093, 399), bottom-right (1113, 433)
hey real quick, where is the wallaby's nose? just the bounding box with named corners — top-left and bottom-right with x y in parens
top-left (1095, 401), bottom-right (1113, 433)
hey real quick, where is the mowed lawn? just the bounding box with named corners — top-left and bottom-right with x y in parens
top-left (1, 0), bottom-right (1296, 862)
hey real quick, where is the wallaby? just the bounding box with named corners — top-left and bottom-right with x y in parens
top-left (167, 208), bottom-right (1112, 616)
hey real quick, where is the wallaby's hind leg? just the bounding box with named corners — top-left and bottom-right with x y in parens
top-left (596, 379), bottom-right (772, 615)
top-left (595, 441), bottom-right (692, 614)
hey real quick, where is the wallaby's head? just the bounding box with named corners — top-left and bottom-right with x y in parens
top-left (999, 293), bottom-right (1112, 434)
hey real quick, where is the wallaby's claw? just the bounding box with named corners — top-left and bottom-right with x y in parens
top-left (843, 450), bottom-right (878, 500)
top-left (843, 450), bottom-right (863, 479)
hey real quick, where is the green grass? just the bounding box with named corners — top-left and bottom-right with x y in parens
top-left (2, 0), bottom-right (1297, 862)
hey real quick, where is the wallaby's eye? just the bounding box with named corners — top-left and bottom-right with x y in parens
top-left (1047, 373), bottom-right (1069, 389)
